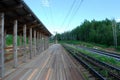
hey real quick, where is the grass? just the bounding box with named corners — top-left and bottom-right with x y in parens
top-left (59, 40), bottom-right (107, 47)
top-left (66, 44), bottom-right (120, 68)
top-left (80, 49), bottom-right (120, 68)
top-left (64, 44), bottom-right (120, 79)
top-left (59, 40), bottom-right (120, 52)
top-left (6, 34), bottom-right (29, 46)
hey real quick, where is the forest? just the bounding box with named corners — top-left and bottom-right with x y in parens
top-left (55, 19), bottom-right (120, 48)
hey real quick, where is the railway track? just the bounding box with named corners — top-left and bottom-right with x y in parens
top-left (77, 46), bottom-right (120, 60)
top-left (63, 44), bottom-right (120, 80)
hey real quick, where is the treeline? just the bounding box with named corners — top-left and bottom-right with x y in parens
top-left (6, 35), bottom-right (29, 46)
top-left (56, 19), bottom-right (120, 46)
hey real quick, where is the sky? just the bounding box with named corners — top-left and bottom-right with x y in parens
top-left (24, 0), bottom-right (120, 35)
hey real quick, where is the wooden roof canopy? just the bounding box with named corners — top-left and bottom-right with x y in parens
top-left (0, 0), bottom-right (52, 36)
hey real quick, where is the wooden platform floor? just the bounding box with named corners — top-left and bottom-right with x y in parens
top-left (4, 44), bottom-right (84, 80)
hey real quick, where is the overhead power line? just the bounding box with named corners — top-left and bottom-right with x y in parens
top-left (65, 0), bottom-right (84, 30)
top-left (68, 0), bottom-right (83, 24)
top-left (61, 0), bottom-right (77, 27)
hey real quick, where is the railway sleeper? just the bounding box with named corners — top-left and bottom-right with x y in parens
top-left (63, 45), bottom-right (120, 80)
top-left (76, 52), bottom-right (120, 80)
top-left (63, 46), bottom-right (106, 80)
top-left (78, 52), bottom-right (120, 75)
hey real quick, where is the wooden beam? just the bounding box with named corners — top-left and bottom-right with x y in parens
top-left (23, 25), bottom-right (27, 62)
top-left (5, 20), bottom-right (38, 29)
top-left (6, 21), bottom-right (39, 33)
top-left (0, 0), bottom-right (10, 2)
top-left (13, 20), bottom-right (18, 68)
top-left (0, 4), bottom-right (23, 12)
top-left (7, 14), bottom-right (32, 21)
top-left (18, 24), bottom-right (40, 33)
top-left (0, 0), bottom-right (21, 2)
top-left (0, 13), bottom-right (5, 78)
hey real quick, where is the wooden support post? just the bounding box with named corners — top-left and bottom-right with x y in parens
top-left (44, 36), bottom-right (46, 50)
top-left (0, 13), bottom-right (4, 78)
top-left (28, 36), bottom-right (30, 57)
top-left (46, 37), bottom-right (48, 49)
top-left (45, 36), bottom-right (47, 49)
top-left (23, 25), bottom-right (27, 62)
top-left (4, 30), bottom-right (6, 49)
top-left (40, 33), bottom-right (42, 52)
top-left (47, 37), bottom-right (49, 48)
top-left (45, 37), bottom-right (47, 49)
top-left (36, 32), bottom-right (39, 54)
top-left (19, 34), bottom-right (22, 56)
top-left (4, 30), bottom-right (6, 66)
top-left (34, 30), bottom-right (36, 56)
top-left (43, 35), bottom-right (45, 51)
top-left (30, 28), bottom-right (32, 59)
top-left (13, 20), bottom-right (18, 68)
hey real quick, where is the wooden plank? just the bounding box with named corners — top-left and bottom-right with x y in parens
top-left (4, 44), bottom-right (85, 80)
top-left (0, 13), bottom-right (5, 78)
top-left (7, 14), bottom-right (32, 21)
top-left (13, 20), bottom-right (18, 68)
top-left (23, 25), bottom-right (27, 62)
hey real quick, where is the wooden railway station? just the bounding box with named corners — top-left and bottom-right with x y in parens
top-left (0, 0), bottom-right (51, 78)
top-left (0, 0), bottom-right (85, 80)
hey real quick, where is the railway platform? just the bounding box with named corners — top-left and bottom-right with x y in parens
top-left (3, 44), bottom-right (84, 80)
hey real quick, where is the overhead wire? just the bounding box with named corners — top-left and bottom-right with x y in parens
top-left (65, 0), bottom-right (84, 30)
top-left (60, 0), bottom-right (77, 27)
top-left (68, 0), bottom-right (83, 27)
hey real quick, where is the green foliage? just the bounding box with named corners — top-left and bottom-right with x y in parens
top-left (57, 19), bottom-right (120, 47)
top-left (6, 35), bottom-right (29, 46)
top-left (6, 35), bottom-right (13, 46)
top-left (77, 47), bottom-right (120, 68)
